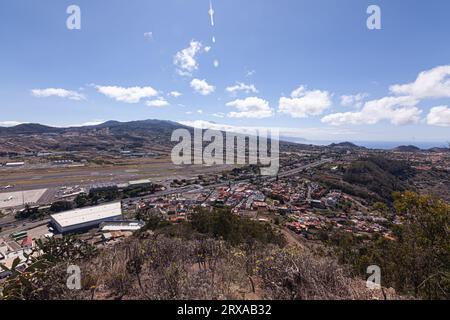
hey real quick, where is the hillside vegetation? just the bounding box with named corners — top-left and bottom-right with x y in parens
top-left (343, 156), bottom-right (414, 202)
top-left (0, 208), bottom-right (403, 300)
top-left (330, 191), bottom-right (450, 299)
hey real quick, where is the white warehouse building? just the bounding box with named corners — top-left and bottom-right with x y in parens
top-left (50, 202), bottom-right (123, 234)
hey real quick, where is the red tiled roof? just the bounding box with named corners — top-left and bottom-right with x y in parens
top-left (21, 236), bottom-right (33, 248)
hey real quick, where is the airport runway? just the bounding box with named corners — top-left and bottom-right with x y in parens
top-left (0, 161), bottom-right (234, 191)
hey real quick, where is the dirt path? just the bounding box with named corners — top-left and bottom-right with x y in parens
top-left (279, 227), bottom-right (305, 248)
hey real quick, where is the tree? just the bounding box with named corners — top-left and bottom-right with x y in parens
top-left (74, 193), bottom-right (89, 208)
top-left (0, 236), bottom-right (97, 300)
top-left (345, 192), bottom-right (450, 299)
top-left (373, 201), bottom-right (389, 214)
top-left (387, 191), bottom-right (450, 299)
top-left (331, 191), bottom-right (449, 299)
top-left (50, 200), bottom-right (73, 213)
top-left (190, 207), bottom-right (286, 247)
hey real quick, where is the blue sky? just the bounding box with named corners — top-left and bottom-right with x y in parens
top-left (1, 0), bottom-right (450, 143)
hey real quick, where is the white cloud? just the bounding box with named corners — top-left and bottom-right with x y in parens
top-left (322, 96), bottom-right (422, 126)
top-left (31, 88), bottom-right (85, 101)
top-left (213, 60), bottom-right (219, 68)
top-left (190, 78), bottom-right (215, 95)
top-left (322, 65), bottom-right (450, 126)
top-left (278, 86), bottom-right (332, 118)
top-left (68, 120), bottom-right (105, 127)
top-left (246, 69), bottom-right (256, 77)
top-left (79, 120), bottom-right (104, 126)
top-left (204, 46), bottom-right (211, 53)
top-left (0, 121), bottom-right (22, 127)
top-left (390, 65), bottom-right (450, 99)
top-left (197, 109), bottom-right (203, 114)
top-left (178, 120), bottom-right (356, 141)
top-left (168, 91), bottom-right (182, 98)
top-left (179, 120), bottom-right (239, 132)
top-left (95, 85), bottom-right (158, 103)
top-left (173, 40), bottom-right (203, 76)
top-left (340, 93), bottom-right (368, 109)
top-left (212, 112), bottom-right (225, 118)
top-left (226, 82), bottom-right (258, 95)
top-left (426, 106), bottom-right (450, 127)
top-left (226, 97), bottom-right (274, 119)
top-left (144, 32), bottom-right (153, 39)
top-left (146, 98), bottom-right (169, 107)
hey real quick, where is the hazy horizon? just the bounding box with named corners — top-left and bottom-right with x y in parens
top-left (0, 117), bottom-right (447, 150)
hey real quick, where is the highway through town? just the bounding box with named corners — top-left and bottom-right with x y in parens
top-left (125, 157), bottom-right (333, 202)
top-left (276, 158), bottom-right (332, 178)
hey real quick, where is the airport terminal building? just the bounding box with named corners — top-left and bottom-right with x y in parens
top-left (50, 202), bottom-right (123, 234)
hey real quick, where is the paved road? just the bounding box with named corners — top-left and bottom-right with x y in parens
top-left (0, 218), bottom-right (50, 237)
top-left (276, 158), bottom-right (332, 178)
top-left (0, 215), bottom-right (17, 228)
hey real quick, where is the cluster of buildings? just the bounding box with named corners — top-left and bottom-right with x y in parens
top-left (0, 228), bottom-right (52, 280)
top-left (0, 202), bottom-right (144, 280)
top-left (119, 150), bottom-right (160, 157)
top-left (0, 238), bottom-right (35, 279)
top-left (136, 195), bottom-right (195, 222)
top-left (130, 177), bottom-right (344, 225)
top-left (125, 171), bottom-right (394, 242)
top-left (56, 185), bottom-right (86, 199)
top-left (207, 184), bottom-right (266, 212)
top-left (286, 208), bottom-right (391, 240)
top-left (88, 178), bottom-right (162, 196)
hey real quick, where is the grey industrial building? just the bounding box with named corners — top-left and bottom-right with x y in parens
top-left (50, 202), bottom-right (122, 234)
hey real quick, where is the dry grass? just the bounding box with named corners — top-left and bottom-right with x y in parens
top-left (47, 234), bottom-right (404, 300)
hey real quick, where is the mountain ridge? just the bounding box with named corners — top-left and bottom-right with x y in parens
top-left (0, 119), bottom-right (187, 134)
top-left (0, 120), bottom-right (448, 153)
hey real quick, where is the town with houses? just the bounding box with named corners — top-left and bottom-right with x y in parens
top-left (1, 144), bottom-right (449, 282)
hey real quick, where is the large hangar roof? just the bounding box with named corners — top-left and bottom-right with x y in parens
top-left (50, 202), bottom-right (122, 228)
